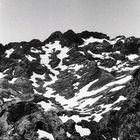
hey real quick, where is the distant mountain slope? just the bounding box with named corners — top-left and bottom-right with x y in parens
top-left (0, 30), bottom-right (140, 140)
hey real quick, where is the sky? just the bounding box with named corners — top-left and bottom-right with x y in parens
top-left (0, 0), bottom-right (140, 44)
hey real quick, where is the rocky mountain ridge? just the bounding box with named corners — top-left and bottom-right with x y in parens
top-left (0, 30), bottom-right (140, 140)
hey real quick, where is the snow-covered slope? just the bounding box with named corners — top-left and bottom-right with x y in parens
top-left (0, 30), bottom-right (140, 140)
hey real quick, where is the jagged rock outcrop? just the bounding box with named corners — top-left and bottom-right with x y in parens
top-left (77, 31), bottom-right (110, 40)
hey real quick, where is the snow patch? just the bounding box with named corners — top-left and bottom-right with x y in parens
top-left (110, 85), bottom-right (125, 92)
top-left (79, 96), bottom-right (102, 111)
top-left (38, 101), bottom-right (56, 111)
top-left (69, 64), bottom-right (83, 72)
top-left (79, 37), bottom-right (120, 48)
top-left (127, 54), bottom-right (139, 61)
top-left (40, 42), bottom-right (61, 75)
top-left (79, 51), bottom-right (85, 55)
top-left (114, 96), bottom-right (127, 104)
top-left (60, 115), bottom-right (90, 123)
top-left (45, 79), bottom-right (101, 111)
top-left (31, 47), bottom-right (42, 53)
top-left (93, 95), bottom-right (127, 122)
top-left (113, 107), bottom-right (121, 111)
top-left (106, 75), bottom-right (132, 86)
top-left (75, 125), bottom-right (91, 136)
top-left (3, 98), bottom-right (13, 102)
top-left (9, 78), bottom-right (18, 84)
top-left (88, 50), bottom-right (103, 59)
top-left (56, 43), bottom-right (69, 70)
top-left (115, 51), bottom-right (121, 54)
top-left (37, 129), bottom-right (54, 140)
top-left (93, 113), bottom-right (104, 122)
top-left (26, 55), bottom-right (36, 61)
top-left (0, 73), bottom-right (6, 79)
top-left (30, 72), bottom-right (45, 87)
top-left (66, 132), bottom-right (71, 137)
top-left (79, 37), bottom-right (104, 47)
top-left (5, 48), bottom-right (14, 58)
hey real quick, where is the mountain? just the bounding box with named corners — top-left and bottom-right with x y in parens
top-left (0, 30), bottom-right (140, 140)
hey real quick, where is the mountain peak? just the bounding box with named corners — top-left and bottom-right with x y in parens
top-left (0, 30), bottom-right (140, 140)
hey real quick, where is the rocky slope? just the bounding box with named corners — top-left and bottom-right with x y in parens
top-left (0, 30), bottom-right (140, 140)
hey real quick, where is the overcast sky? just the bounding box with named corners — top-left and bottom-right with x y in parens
top-left (0, 0), bottom-right (140, 44)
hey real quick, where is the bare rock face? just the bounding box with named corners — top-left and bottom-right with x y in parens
top-left (0, 30), bottom-right (140, 140)
top-left (0, 96), bottom-right (67, 140)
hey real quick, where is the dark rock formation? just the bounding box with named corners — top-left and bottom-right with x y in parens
top-left (77, 31), bottom-right (110, 40)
